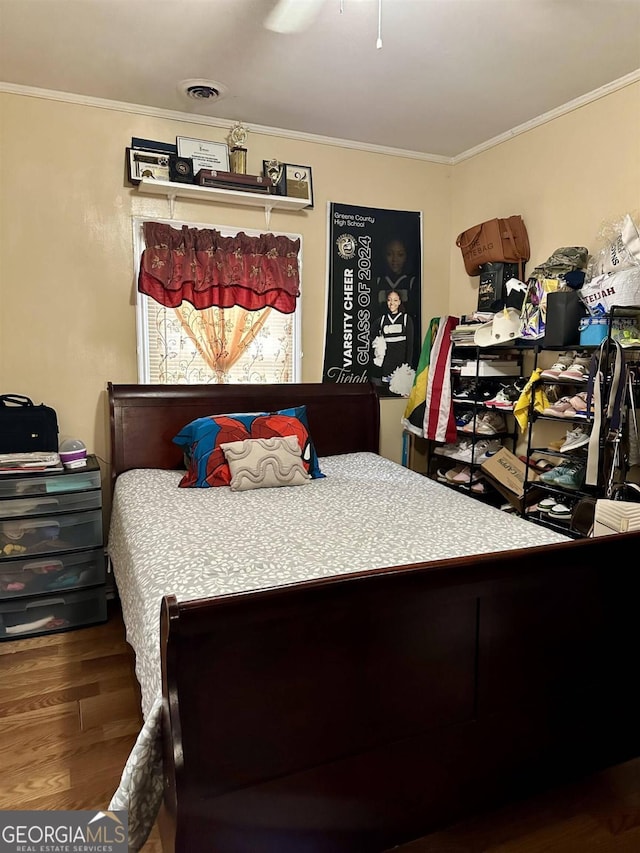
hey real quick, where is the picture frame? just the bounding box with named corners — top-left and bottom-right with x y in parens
top-left (284, 164), bottom-right (314, 207)
top-left (131, 137), bottom-right (177, 156)
top-left (126, 147), bottom-right (170, 184)
top-left (176, 136), bottom-right (230, 173)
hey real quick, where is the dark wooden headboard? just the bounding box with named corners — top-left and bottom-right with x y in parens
top-left (108, 382), bottom-right (380, 487)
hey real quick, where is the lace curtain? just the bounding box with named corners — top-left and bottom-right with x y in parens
top-left (175, 304), bottom-right (272, 383)
top-left (138, 221), bottom-right (301, 314)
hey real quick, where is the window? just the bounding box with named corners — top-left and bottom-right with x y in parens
top-left (133, 217), bottom-right (302, 384)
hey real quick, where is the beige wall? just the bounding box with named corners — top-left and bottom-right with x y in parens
top-left (1, 82), bottom-right (638, 483)
top-left (0, 93), bottom-right (451, 471)
top-left (449, 82), bottom-right (640, 317)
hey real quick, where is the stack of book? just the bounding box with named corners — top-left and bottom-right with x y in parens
top-left (594, 499), bottom-right (640, 536)
top-left (450, 323), bottom-right (482, 346)
top-left (0, 452), bottom-right (63, 474)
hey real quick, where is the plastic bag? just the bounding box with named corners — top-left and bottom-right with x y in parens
top-left (578, 266), bottom-right (640, 316)
top-left (585, 213), bottom-right (640, 281)
top-left (519, 278), bottom-right (560, 340)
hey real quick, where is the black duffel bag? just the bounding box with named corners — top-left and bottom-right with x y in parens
top-left (0, 394), bottom-right (59, 453)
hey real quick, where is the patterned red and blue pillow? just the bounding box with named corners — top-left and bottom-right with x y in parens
top-left (173, 405), bottom-right (324, 488)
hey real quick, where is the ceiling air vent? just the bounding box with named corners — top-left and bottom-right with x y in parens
top-left (186, 84), bottom-right (219, 100)
top-left (179, 79), bottom-right (227, 102)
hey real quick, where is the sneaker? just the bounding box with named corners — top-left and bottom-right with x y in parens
top-left (548, 502), bottom-right (572, 522)
top-left (475, 382), bottom-right (496, 403)
top-left (538, 496), bottom-right (558, 514)
top-left (456, 383), bottom-right (493, 404)
top-left (540, 362), bottom-right (570, 380)
top-left (540, 352), bottom-right (575, 380)
top-left (614, 327), bottom-right (640, 348)
top-left (453, 382), bottom-right (477, 402)
top-left (560, 425), bottom-right (590, 452)
top-left (567, 391), bottom-right (594, 418)
top-left (436, 443), bottom-right (455, 457)
top-left (455, 409), bottom-right (475, 428)
top-left (542, 396), bottom-right (578, 417)
top-left (553, 461), bottom-right (586, 489)
top-left (539, 461), bottom-right (576, 484)
top-left (475, 411), bottom-right (507, 434)
top-left (438, 441), bottom-right (468, 457)
top-left (474, 439), bottom-right (502, 463)
top-left (484, 385), bottom-right (520, 410)
top-left (448, 441), bottom-right (474, 463)
top-left (459, 419), bottom-right (474, 433)
top-left (562, 362), bottom-right (589, 383)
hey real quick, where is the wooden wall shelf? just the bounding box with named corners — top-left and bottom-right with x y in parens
top-left (136, 178), bottom-right (310, 224)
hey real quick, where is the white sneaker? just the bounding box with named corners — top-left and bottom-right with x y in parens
top-left (437, 442), bottom-right (463, 457)
top-left (451, 441), bottom-right (475, 463)
top-left (474, 439), bottom-right (502, 463)
top-left (548, 502), bottom-right (572, 522)
top-left (560, 425), bottom-right (590, 452)
top-left (538, 496), bottom-right (557, 514)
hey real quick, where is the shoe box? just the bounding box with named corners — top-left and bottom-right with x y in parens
top-left (460, 359), bottom-right (520, 377)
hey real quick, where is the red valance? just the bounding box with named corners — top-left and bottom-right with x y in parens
top-left (138, 222), bottom-right (301, 314)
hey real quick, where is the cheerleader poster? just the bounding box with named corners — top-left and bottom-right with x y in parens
top-left (322, 202), bottom-right (422, 397)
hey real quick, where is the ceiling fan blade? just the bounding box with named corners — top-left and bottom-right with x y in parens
top-left (264, 0), bottom-right (326, 33)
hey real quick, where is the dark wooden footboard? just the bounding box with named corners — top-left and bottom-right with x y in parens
top-left (158, 533), bottom-right (640, 853)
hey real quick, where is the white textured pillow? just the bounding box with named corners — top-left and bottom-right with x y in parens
top-left (220, 435), bottom-right (311, 491)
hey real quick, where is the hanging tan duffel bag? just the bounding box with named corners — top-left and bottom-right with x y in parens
top-left (456, 215), bottom-right (530, 277)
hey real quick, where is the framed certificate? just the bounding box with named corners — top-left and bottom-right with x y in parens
top-left (176, 137), bottom-right (230, 173)
top-left (126, 148), bottom-right (170, 184)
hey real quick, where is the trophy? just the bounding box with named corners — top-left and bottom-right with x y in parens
top-left (228, 121), bottom-right (248, 174)
top-left (263, 158), bottom-right (286, 196)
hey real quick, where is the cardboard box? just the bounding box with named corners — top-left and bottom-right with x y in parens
top-left (481, 447), bottom-right (538, 499)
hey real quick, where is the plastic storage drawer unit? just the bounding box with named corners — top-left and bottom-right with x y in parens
top-left (0, 468), bottom-right (101, 499)
top-left (0, 455), bottom-right (107, 639)
top-left (0, 548), bottom-right (106, 598)
top-left (0, 489), bottom-right (102, 518)
top-left (0, 510), bottom-right (103, 559)
top-left (0, 588), bottom-right (108, 639)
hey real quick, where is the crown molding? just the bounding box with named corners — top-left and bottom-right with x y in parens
top-left (453, 68), bottom-right (640, 165)
top-left (2, 70), bottom-right (638, 166)
top-left (0, 82), bottom-right (451, 165)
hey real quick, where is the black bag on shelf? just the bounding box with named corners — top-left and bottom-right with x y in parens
top-left (0, 394), bottom-right (59, 453)
top-left (477, 262), bottom-right (524, 312)
top-left (543, 290), bottom-right (588, 347)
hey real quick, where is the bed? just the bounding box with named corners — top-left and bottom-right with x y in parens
top-left (106, 381), bottom-right (640, 853)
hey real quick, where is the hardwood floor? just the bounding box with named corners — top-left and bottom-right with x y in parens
top-left (0, 601), bottom-right (162, 851)
top-left (1, 602), bottom-right (638, 853)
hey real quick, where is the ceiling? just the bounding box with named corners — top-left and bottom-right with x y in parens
top-left (1, 0), bottom-right (639, 160)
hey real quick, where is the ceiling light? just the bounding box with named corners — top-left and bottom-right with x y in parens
top-left (179, 79), bottom-right (227, 102)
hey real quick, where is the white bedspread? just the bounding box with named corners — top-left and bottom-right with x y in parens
top-left (107, 452), bottom-right (569, 850)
